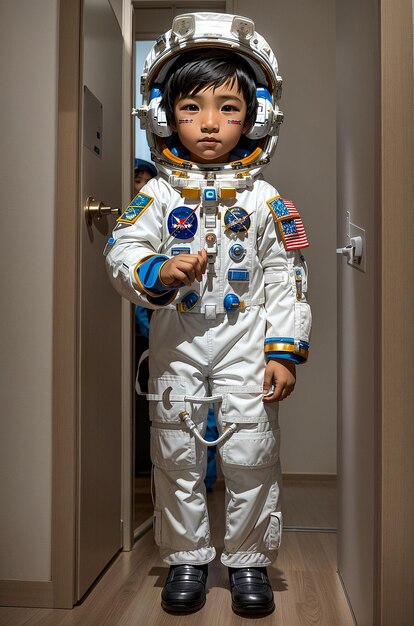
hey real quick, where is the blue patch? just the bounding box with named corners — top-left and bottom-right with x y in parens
top-left (117, 192), bottom-right (154, 224)
top-left (228, 268), bottom-right (250, 282)
top-left (224, 207), bottom-right (251, 233)
top-left (167, 206), bottom-right (198, 240)
top-left (203, 188), bottom-right (217, 203)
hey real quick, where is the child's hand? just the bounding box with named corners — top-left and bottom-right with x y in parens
top-left (160, 249), bottom-right (207, 287)
top-left (263, 359), bottom-right (296, 403)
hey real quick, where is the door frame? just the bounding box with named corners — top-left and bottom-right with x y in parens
top-left (119, 0), bottom-right (135, 554)
top-left (378, 0), bottom-right (414, 622)
top-left (53, 0), bottom-right (82, 607)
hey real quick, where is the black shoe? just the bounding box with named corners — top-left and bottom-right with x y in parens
top-left (229, 567), bottom-right (275, 615)
top-left (161, 564), bottom-right (208, 613)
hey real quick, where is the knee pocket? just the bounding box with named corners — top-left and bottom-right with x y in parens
top-left (150, 425), bottom-right (199, 470)
top-left (220, 428), bottom-right (280, 468)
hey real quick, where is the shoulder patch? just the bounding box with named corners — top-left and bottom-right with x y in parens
top-left (266, 195), bottom-right (309, 251)
top-left (117, 192), bottom-right (154, 225)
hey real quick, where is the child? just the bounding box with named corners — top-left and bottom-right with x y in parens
top-left (134, 158), bottom-right (157, 194)
top-left (106, 13), bottom-right (311, 616)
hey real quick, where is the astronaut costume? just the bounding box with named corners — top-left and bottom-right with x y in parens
top-left (106, 13), bottom-right (311, 568)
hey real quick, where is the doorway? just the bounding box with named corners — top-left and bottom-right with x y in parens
top-left (130, 0), bottom-right (338, 541)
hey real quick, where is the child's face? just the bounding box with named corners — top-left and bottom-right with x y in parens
top-left (172, 80), bottom-right (248, 164)
top-left (134, 170), bottom-right (152, 193)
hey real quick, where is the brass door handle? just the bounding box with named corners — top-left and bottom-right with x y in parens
top-left (85, 196), bottom-right (121, 224)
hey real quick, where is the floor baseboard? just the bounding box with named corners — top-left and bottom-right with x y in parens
top-left (0, 580), bottom-right (54, 608)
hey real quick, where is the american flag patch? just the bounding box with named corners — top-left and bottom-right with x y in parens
top-left (266, 196), bottom-right (309, 251)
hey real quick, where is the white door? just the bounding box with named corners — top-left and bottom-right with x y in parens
top-left (77, 0), bottom-right (123, 600)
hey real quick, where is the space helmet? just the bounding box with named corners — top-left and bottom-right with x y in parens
top-left (136, 13), bottom-right (283, 189)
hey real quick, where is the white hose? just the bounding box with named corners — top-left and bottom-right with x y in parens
top-left (179, 411), bottom-right (237, 446)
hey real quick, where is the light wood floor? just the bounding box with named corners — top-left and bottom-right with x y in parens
top-left (1, 481), bottom-right (353, 626)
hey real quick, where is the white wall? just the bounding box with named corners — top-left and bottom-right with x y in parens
top-left (236, 0), bottom-right (337, 473)
top-left (0, 0), bottom-right (58, 580)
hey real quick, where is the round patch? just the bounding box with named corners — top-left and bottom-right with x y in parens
top-left (167, 206), bottom-right (198, 240)
top-left (224, 207), bottom-right (251, 233)
top-left (229, 243), bottom-right (246, 262)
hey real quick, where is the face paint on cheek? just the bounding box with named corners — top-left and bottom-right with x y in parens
top-left (178, 119), bottom-right (193, 124)
top-left (227, 120), bottom-right (242, 125)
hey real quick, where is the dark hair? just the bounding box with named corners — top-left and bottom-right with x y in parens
top-left (161, 49), bottom-right (257, 130)
top-left (134, 159), bottom-right (157, 178)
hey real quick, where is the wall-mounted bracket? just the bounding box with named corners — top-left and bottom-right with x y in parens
top-left (337, 215), bottom-right (366, 272)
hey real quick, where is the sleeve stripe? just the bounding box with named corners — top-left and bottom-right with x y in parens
top-left (264, 338), bottom-right (309, 360)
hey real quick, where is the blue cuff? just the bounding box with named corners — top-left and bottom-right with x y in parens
top-left (264, 337), bottom-right (309, 364)
top-left (267, 352), bottom-right (304, 365)
top-left (136, 255), bottom-right (172, 294)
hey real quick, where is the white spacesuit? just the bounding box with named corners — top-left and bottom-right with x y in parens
top-left (106, 13), bottom-right (311, 568)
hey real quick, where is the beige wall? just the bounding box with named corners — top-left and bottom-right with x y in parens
top-left (0, 0), bottom-right (59, 580)
top-left (236, 0), bottom-right (337, 473)
top-left (110, 0), bottom-right (123, 27)
top-left (336, 0), bottom-right (378, 624)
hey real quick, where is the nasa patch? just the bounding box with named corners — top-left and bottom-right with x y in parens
top-left (167, 206), bottom-right (198, 240)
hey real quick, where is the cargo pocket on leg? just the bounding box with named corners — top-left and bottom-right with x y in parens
top-left (220, 428), bottom-right (280, 468)
top-left (150, 426), bottom-right (197, 470)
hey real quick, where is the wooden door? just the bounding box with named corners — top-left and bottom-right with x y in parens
top-left (76, 0), bottom-right (123, 600)
top-left (54, 0), bottom-right (124, 607)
